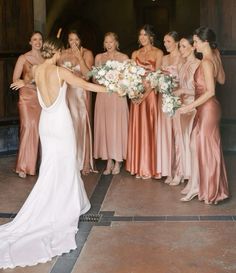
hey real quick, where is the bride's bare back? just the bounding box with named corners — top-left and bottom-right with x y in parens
top-left (34, 63), bottom-right (107, 107)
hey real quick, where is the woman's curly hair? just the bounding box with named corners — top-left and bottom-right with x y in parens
top-left (41, 38), bottom-right (64, 59)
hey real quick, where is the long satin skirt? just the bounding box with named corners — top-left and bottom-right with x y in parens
top-left (15, 87), bottom-right (41, 175)
top-left (126, 91), bottom-right (160, 178)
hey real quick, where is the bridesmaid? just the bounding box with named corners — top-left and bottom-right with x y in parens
top-left (94, 32), bottom-right (129, 175)
top-left (126, 24), bottom-right (163, 179)
top-left (157, 31), bottom-right (183, 183)
top-left (12, 31), bottom-right (44, 178)
top-left (58, 30), bottom-right (94, 175)
top-left (179, 27), bottom-right (229, 204)
top-left (169, 36), bottom-right (200, 186)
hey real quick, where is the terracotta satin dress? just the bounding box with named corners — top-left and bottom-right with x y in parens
top-left (66, 65), bottom-right (93, 171)
top-left (126, 58), bottom-right (160, 178)
top-left (173, 60), bottom-right (199, 178)
top-left (15, 58), bottom-right (41, 175)
top-left (193, 65), bottom-right (229, 203)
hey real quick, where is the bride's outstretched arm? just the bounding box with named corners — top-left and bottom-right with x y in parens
top-left (59, 66), bottom-right (107, 93)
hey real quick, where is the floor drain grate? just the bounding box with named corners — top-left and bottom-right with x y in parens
top-left (80, 213), bottom-right (101, 222)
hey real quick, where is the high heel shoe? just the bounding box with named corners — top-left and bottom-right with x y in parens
top-left (103, 160), bottom-right (114, 175)
top-left (164, 176), bottom-right (172, 184)
top-left (112, 162), bottom-right (121, 175)
top-left (180, 192), bottom-right (198, 202)
top-left (169, 175), bottom-right (184, 186)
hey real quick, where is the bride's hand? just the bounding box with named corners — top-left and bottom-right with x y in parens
top-left (10, 79), bottom-right (25, 90)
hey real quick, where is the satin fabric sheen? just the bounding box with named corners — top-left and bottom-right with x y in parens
top-left (67, 76), bottom-right (93, 170)
top-left (15, 60), bottom-right (41, 175)
top-left (0, 70), bottom-right (90, 268)
top-left (126, 57), bottom-right (160, 178)
top-left (194, 65), bottom-right (229, 203)
top-left (173, 60), bottom-right (199, 178)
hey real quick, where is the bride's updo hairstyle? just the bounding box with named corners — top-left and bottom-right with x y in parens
top-left (41, 38), bottom-right (64, 59)
top-left (194, 27), bottom-right (217, 49)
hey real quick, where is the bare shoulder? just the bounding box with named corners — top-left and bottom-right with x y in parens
top-left (83, 48), bottom-right (93, 57)
top-left (201, 58), bottom-right (214, 70)
top-left (131, 50), bottom-right (138, 60)
top-left (152, 47), bottom-right (163, 58)
top-left (95, 53), bottom-right (104, 65)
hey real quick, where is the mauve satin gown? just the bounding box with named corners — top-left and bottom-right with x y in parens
top-left (15, 59), bottom-right (41, 175)
top-left (194, 65), bottom-right (229, 203)
top-left (126, 57), bottom-right (160, 178)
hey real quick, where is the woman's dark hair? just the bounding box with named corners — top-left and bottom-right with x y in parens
top-left (41, 37), bottom-right (64, 59)
top-left (194, 26), bottom-right (217, 49)
top-left (166, 31), bottom-right (179, 42)
top-left (30, 31), bottom-right (43, 40)
top-left (66, 29), bottom-right (82, 48)
top-left (181, 35), bottom-right (194, 46)
top-left (181, 35), bottom-right (202, 59)
top-left (139, 24), bottom-right (157, 45)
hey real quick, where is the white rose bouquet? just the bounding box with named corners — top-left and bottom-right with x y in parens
top-left (162, 94), bottom-right (182, 117)
top-left (88, 60), bottom-right (146, 99)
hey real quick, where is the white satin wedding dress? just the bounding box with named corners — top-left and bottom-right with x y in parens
top-left (0, 68), bottom-right (91, 269)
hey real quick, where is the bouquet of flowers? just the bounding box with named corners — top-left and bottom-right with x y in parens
top-left (62, 61), bottom-right (75, 72)
top-left (118, 60), bottom-right (146, 99)
top-left (145, 69), bottom-right (178, 95)
top-left (162, 94), bottom-right (182, 117)
top-left (146, 69), bottom-right (180, 116)
top-left (88, 60), bottom-right (146, 99)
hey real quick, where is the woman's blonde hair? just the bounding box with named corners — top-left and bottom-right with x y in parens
top-left (104, 32), bottom-right (120, 50)
top-left (41, 38), bottom-right (64, 59)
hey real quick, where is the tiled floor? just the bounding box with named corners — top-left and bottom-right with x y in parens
top-left (0, 155), bottom-right (235, 273)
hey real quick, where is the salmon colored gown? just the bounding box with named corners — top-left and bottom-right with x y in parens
top-left (192, 65), bottom-right (229, 203)
top-left (126, 58), bottom-right (160, 178)
top-left (15, 57), bottom-right (41, 175)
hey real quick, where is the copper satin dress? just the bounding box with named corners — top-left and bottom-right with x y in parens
top-left (126, 57), bottom-right (160, 178)
top-left (66, 66), bottom-right (93, 171)
top-left (15, 57), bottom-right (41, 175)
top-left (173, 60), bottom-right (199, 179)
top-left (193, 65), bottom-right (229, 203)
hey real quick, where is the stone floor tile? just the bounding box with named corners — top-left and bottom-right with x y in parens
top-left (72, 222), bottom-right (236, 273)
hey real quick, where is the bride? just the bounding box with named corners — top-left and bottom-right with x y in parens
top-left (0, 38), bottom-right (107, 269)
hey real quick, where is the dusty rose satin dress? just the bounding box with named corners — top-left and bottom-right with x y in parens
top-left (94, 91), bottom-right (129, 162)
top-left (66, 65), bottom-right (93, 171)
top-left (173, 60), bottom-right (199, 178)
top-left (156, 65), bottom-right (177, 177)
top-left (126, 58), bottom-right (160, 178)
top-left (193, 65), bottom-right (229, 203)
top-left (15, 59), bottom-right (41, 175)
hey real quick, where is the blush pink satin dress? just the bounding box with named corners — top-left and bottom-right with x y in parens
top-left (15, 58), bottom-right (41, 175)
top-left (173, 60), bottom-right (199, 179)
top-left (66, 66), bottom-right (93, 171)
top-left (156, 65), bottom-right (178, 177)
top-left (193, 65), bottom-right (229, 203)
top-left (126, 58), bottom-right (160, 178)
